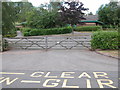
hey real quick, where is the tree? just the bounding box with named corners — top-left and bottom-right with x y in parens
top-left (26, 7), bottom-right (51, 28)
top-left (49, 2), bottom-right (60, 11)
top-left (37, 11), bottom-right (60, 28)
top-left (2, 2), bottom-right (33, 36)
top-left (97, 1), bottom-right (120, 27)
top-left (26, 3), bottom-right (63, 29)
top-left (2, 2), bottom-right (16, 35)
top-left (13, 2), bottom-right (33, 22)
top-left (58, 1), bottom-right (88, 27)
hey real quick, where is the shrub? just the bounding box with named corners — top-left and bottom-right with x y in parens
top-left (22, 28), bottom-right (32, 36)
top-left (3, 28), bottom-right (17, 38)
top-left (4, 34), bottom-right (16, 38)
top-left (23, 26), bottom-right (72, 36)
top-left (74, 26), bottom-right (102, 31)
top-left (29, 29), bottom-right (43, 36)
top-left (91, 31), bottom-right (118, 50)
top-left (102, 25), bottom-right (118, 29)
top-left (22, 28), bottom-right (31, 32)
top-left (103, 28), bottom-right (118, 31)
top-left (24, 32), bottom-right (30, 36)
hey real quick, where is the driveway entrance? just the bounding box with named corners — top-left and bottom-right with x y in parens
top-left (5, 35), bottom-right (91, 50)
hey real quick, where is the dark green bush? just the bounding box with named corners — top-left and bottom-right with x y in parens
top-left (22, 28), bottom-right (32, 36)
top-left (102, 25), bottom-right (118, 29)
top-left (23, 26), bottom-right (72, 36)
top-left (4, 28), bottom-right (17, 38)
top-left (24, 32), bottom-right (30, 36)
top-left (22, 28), bottom-right (31, 32)
top-left (91, 31), bottom-right (118, 50)
top-left (74, 26), bottom-right (102, 31)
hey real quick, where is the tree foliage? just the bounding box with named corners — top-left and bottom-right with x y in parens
top-left (2, 2), bottom-right (16, 35)
top-left (14, 2), bottom-right (33, 22)
top-left (2, 2), bottom-right (33, 36)
top-left (58, 1), bottom-right (88, 26)
top-left (97, 2), bottom-right (120, 27)
top-left (26, 1), bottom-right (89, 29)
top-left (2, 1), bottom-right (89, 35)
top-left (26, 2), bottom-right (63, 29)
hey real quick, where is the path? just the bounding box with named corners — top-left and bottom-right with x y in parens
top-left (16, 31), bottom-right (23, 37)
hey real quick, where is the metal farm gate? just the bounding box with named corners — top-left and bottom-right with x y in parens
top-left (4, 35), bottom-right (91, 50)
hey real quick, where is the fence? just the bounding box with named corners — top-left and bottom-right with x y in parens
top-left (4, 35), bottom-right (91, 50)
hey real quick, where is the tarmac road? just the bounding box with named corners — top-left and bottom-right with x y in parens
top-left (1, 49), bottom-right (118, 88)
top-left (2, 49), bottom-right (118, 71)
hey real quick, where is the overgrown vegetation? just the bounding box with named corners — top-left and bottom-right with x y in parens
top-left (91, 31), bottom-right (118, 50)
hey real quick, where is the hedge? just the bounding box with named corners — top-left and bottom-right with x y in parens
top-left (102, 25), bottom-right (118, 29)
top-left (22, 27), bottom-right (72, 36)
top-left (74, 26), bottom-right (102, 31)
top-left (91, 31), bottom-right (118, 50)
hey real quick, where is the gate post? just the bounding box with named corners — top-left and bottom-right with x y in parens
top-left (45, 36), bottom-right (48, 51)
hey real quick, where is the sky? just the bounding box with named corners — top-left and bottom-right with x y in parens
top-left (11, 0), bottom-right (120, 14)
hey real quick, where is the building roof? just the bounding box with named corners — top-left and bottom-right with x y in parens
top-left (83, 15), bottom-right (98, 21)
top-left (80, 20), bottom-right (104, 24)
top-left (80, 15), bottom-right (104, 25)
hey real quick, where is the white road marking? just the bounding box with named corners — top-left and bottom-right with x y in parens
top-left (0, 72), bottom-right (25, 75)
top-left (21, 80), bottom-right (41, 83)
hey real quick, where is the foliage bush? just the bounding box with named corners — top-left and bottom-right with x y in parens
top-left (4, 34), bottom-right (16, 38)
top-left (3, 29), bottom-right (17, 38)
top-left (91, 31), bottom-right (118, 50)
top-left (22, 28), bottom-right (31, 32)
top-left (23, 32), bottom-right (30, 36)
top-left (102, 25), bottom-right (117, 28)
top-left (22, 27), bottom-right (72, 36)
top-left (74, 26), bottom-right (102, 31)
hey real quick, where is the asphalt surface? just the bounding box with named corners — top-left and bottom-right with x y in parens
top-left (1, 49), bottom-right (119, 88)
top-left (2, 50), bottom-right (118, 71)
